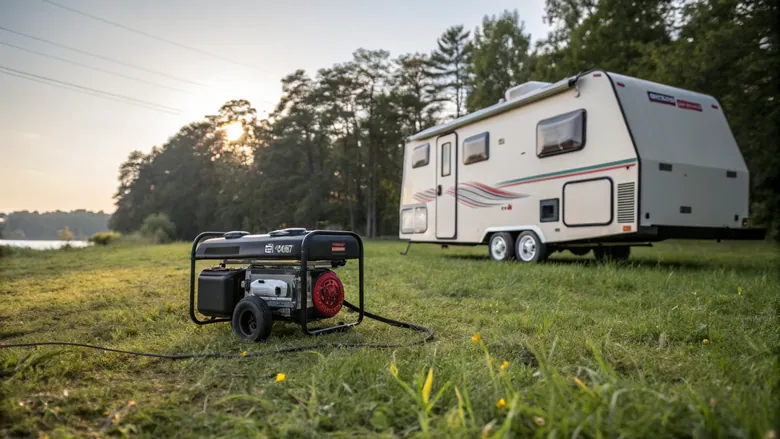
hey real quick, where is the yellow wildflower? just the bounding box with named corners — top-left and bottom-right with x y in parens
top-left (472, 333), bottom-right (481, 343)
top-left (389, 362), bottom-right (399, 377)
top-left (241, 351), bottom-right (247, 357)
top-left (276, 373), bottom-right (286, 382)
top-left (422, 368), bottom-right (433, 405)
top-left (703, 339), bottom-right (710, 344)
top-left (128, 400), bottom-right (136, 407)
top-left (500, 361), bottom-right (509, 370)
top-left (496, 398), bottom-right (506, 409)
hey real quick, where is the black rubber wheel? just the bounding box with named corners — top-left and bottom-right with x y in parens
top-left (569, 247), bottom-right (591, 256)
top-left (232, 296), bottom-right (273, 342)
top-left (515, 231), bottom-right (548, 263)
top-left (488, 232), bottom-right (516, 261)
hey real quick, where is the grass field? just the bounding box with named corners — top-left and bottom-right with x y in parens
top-left (1, 239), bottom-right (778, 438)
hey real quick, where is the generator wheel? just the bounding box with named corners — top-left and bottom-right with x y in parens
top-left (232, 296), bottom-right (273, 342)
top-left (488, 232), bottom-right (515, 261)
top-left (515, 231), bottom-right (548, 263)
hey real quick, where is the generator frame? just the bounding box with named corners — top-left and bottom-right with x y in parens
top-left (189, 230), bottom-right (365, 336)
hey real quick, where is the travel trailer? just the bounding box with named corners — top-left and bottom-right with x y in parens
top-left (398, 68), bottom-right (765, 262)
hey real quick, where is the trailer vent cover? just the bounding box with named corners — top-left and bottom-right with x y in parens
top-left (617, 183), bottom-right (636, 223)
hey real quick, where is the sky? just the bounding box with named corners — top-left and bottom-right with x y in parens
top-left (0, 0), bottom-right (549, 214)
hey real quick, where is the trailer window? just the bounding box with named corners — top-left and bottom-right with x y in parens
top-left (441, 142), bottom-right (451, 176)
top-left (412, 143), bottom-right (430, 168)
top-left (537, 109), bottom-right (586, 158)
top-left (463, 132), bottom-right (489, 165)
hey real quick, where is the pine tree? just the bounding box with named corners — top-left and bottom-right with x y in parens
top-left (430, 25), bottom-right (473, 118)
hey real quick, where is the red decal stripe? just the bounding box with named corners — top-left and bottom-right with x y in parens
top-left (502, 163), bottom-right (637, 188)
top-left (677, 99), bottom-right (702, 112)
top-left (332, 242), bottom-right (346, 252)
top-left (466, 181), bottom-right (521, 197)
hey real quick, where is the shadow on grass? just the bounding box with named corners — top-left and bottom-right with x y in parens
top-left (440, 253), bottom-right (771, 275)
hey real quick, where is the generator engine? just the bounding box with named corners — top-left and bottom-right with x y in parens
top-left (244, 265), bottom-right (345, 320)
top-left (190, 228), bottom-right (363, 342)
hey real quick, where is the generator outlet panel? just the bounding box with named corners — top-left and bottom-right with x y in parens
top-left (197, 268), bottom-right (246, 317)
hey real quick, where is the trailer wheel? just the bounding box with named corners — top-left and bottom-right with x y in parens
top-left (515, 231), bottom-right (548, 263)
top-left (488, 232), bottom-right (515, 261)
top-left (232, 296), bottom-right (273, 342)
top-left (569, 247), bottom-right (591, 256)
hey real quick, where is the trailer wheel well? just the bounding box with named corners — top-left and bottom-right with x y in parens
top-left (482, 230), bottom-right (525, 244)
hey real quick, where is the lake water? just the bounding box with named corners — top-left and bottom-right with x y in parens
top-left (0, 239), bottom-right (91, 250)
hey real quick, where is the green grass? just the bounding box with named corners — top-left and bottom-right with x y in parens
top-left (1, 240), bottom-right (778, 438)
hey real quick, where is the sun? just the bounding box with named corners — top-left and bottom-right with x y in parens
top-left (221, 121), bottom-right (244, 142)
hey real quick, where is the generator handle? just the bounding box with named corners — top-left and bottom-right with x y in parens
top-left (300, 230), bottom-right (364, 336)
top-left (189, 231), bottom-right (232, 326)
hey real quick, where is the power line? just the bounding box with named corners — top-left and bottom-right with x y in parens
top-left (0, 40), bottom-right (193, 95)
top-left (0, 25), bottom-right (208, 87)
top-left (0, 65), bottom-right (183, 115)
top-left (42, 0), bottom-right (271, 74)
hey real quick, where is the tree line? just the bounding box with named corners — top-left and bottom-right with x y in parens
top-left (1, 210), bottom-right (110, 240)
top-left (110, 0), bottom-right (778, 240)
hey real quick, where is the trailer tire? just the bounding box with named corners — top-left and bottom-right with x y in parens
top-left (515, 231), bottom-right (548, 263)
top-left (488, 232), bottom-right (515, 261)
top-left (232, 296), bottom-right (273, 342)
top-left (569, 247), bottom-right (591, 256)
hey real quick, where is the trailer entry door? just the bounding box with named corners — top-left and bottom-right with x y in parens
top-left (436, 133), bottom-right (457, 238)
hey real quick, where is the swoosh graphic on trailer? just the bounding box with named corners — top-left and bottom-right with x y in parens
top-left (496, 158), bottom-right (638, 187)
top-left (447, 184), bottom-right (527, 208)
top-left (412, 188), bottom-right (436, 203)
top-left (462, 181), bottom-right (525, 198)
top-left (448, 189), bottom-right (499, 207)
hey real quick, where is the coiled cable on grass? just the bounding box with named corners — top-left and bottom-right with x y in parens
top-left (0, 300), bottom-right (434, 359)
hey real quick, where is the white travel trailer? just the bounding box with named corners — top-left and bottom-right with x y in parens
top-left (398, 69), bottom-right (765, 262)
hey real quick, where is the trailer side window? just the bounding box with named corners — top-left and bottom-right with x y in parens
top-left (412, 143), bottom-right (430, 168)
top-left (441, 142), bottom-right (451, 176)
top-left (463, 132), bottom-right (489, 165)
top-left (537, 109), bottom-right (586, 158)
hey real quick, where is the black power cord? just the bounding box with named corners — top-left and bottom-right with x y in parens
top-left (0, 300), bottom-right (434, 359)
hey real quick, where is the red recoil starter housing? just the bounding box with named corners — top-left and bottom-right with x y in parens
top-left (312, 271), bottom-right (344, 317)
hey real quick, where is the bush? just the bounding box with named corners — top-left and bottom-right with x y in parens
top-left (88, 231), bottom-right (121, 246)
top-left (139, 213), bottom-right (176, 244)
top-left (57, 226), bottom-right (74, 241)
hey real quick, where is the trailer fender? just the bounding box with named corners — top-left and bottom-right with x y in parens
top-left (481, 226), bottom-right (547, 244)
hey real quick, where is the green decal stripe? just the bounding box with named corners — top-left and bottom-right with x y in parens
top-left (496, 158), bottom-right (638, 187)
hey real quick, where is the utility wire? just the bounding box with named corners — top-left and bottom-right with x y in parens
top-left (0, 25), bottom-right (208, 87)
top-left (0, 65), bottom-right (183, 115)
top-left (42, 0), bottom-right (270, 74)
top-left (0, 40), bottom-right (193, 95)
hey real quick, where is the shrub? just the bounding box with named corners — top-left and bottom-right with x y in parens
top-left (139, 213), bottom-right (176, 244)
top-left (88, 231), bottom-right (121, 246)
top-left (57, 226), bottom-right (74, 242)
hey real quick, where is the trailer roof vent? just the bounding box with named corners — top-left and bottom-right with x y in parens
top-left (505, 81), bottom-right (552, 101)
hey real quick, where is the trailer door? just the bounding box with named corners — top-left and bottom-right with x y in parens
top-left (436, 133), bottom-right (457, 238)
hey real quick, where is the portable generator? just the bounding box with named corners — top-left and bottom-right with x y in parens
top-left (189, 228), bottom-right (364, 341)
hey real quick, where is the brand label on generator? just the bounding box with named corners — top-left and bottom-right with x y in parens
top-left (676, 99), bottom-right (702, 112)
top-left (275, 245), bottom-right (293, 254)
top-left (648, 91), bottom-right (676, 106)
top-left (331, 242), bottom-right (346, 253)
top-left (265, 244), bottom-right (273, 253)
